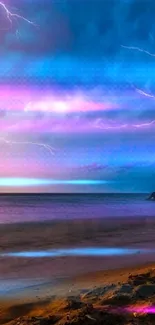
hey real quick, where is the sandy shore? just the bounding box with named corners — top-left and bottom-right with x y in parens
top-left (1, 217), bottom-right (155, 324)
top-left (2, 262), bottom-right (155, 324)
top-left (1, 218), bottom-right (155, 286)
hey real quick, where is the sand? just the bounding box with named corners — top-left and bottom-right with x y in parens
top-left (1, 262), bottom-right (155, 324)
top-left (1, 218), bottom-right (155, 323)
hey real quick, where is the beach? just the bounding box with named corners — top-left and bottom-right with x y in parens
top-left (2, 262), bottom-right (155, 324)
top-left (1, 217), bottom-right (155, 285)
top-left (1, 194), bottom-right (155, 323)
top-left (1, 219), bottom-right (155, 324)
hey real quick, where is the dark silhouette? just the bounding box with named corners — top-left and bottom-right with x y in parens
top-left (148, 192), bottom-right (155, 200)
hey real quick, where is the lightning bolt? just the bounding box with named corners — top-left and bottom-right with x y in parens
top-left (122, 45), bottom-right (155, 102)
top-left (121, 45), bottom-right (155, 57)
top-left (94, 119), bottom-right (127, 130)
top-left (133, 120), bottom-right (155, 128)
top-left (0, 137), bottom-right (55, 155)
top-left (0, 1), bottom-right (37, 34)
top-left (104, 124), bottom-right (127, 130)
top-left (135, 88), bottom-right (155, 98)
top-left (94, 119), bottom-right (155, 130)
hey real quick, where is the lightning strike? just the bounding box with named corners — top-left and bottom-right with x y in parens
top-left (104, 124), bottom-right (127, 130)
top-left (0, 137), bottom-right (55, 155)
top-left (0, 1), bottom-right (37, 33)
top-left (94, 119), bottom-right (127, 130)
top-left (121, 45), bottom-right (155, 57)
top-left (94, 119), bottom-right (155, 130)
top-left (135, 88), bottom-right (155, 98)
top-left (133, 120), bottom-right (155, 128)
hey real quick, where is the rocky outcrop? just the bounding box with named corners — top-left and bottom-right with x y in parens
top-left (148, 192), bottom-right (155, 200)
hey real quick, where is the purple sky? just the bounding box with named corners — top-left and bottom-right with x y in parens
top-left (0, 0), bottom-right (155, 192)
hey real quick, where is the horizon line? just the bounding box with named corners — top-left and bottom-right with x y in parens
top-left (0, 192), bottom-right (149, 195)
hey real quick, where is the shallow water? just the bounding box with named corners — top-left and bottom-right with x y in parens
top-left (0, 193), bottom-right (153, 223)
top-left (0, 193), bottom-right (155, 297)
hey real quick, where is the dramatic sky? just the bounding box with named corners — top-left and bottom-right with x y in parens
top-left (0, 0), bottom-right (155, 192)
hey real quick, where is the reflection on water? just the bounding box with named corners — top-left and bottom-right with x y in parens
top-left (0, 193), bottom-right (155, 297)
top-left (2, 247), bottom-right (152, 257)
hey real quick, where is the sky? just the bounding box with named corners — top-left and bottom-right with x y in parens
top-left (0, 0), bottom-right (155, 193)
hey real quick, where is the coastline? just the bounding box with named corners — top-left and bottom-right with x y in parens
top-left (0, 196), bottom-right (155, 323)
top-left (1, 262), bottom-right (155, 324)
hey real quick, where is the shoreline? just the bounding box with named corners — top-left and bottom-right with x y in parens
top-left (1, 262), bottom-right (155, 303)
top-left (1, 261), bottom-right (155, 324)
top-left (0, 214), bottom-right (152, 226)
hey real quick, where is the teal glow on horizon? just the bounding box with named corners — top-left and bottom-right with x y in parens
top-left (0, 178), bottom-right (110, 187)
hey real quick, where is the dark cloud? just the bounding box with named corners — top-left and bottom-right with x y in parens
top-left (1, 0), bottom-right (155, 192)
top-left (0, 0), bottom-right (154, 58)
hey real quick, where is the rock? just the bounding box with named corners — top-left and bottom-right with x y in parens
top-left (84, 285), bottom-right (116, 299)
top-left (69, 310), bottom-right (126, 325)
top-left (12, 315), bottom-right (59, 325)
top-left (65, 296), bottom-right (84, 310)
top-left (128, 273), bottom-right (151, 286)
top-left (134, 284), bottom-right (155, 299)
top-left (103, 294), bottom-right (132, 306)
top-left (116, 284), bottom-right (133, 294)
top-left (148, 192), bottom-right (155, 200)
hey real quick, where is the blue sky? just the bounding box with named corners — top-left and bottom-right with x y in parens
top-left (0, 0), bottom-right (155, 192)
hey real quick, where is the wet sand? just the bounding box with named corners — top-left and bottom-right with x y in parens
top-left (1, 217), bottom-right (155, 323)
top-left (1, 262), bottom-right (155, 324)
top-left (0, 217), bottom-right (155, 297)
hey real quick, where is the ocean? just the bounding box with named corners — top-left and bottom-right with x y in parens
top-left (0, 193), bottom-right (153, 224)
top-left (0, 193), bottom-right (155, 298)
